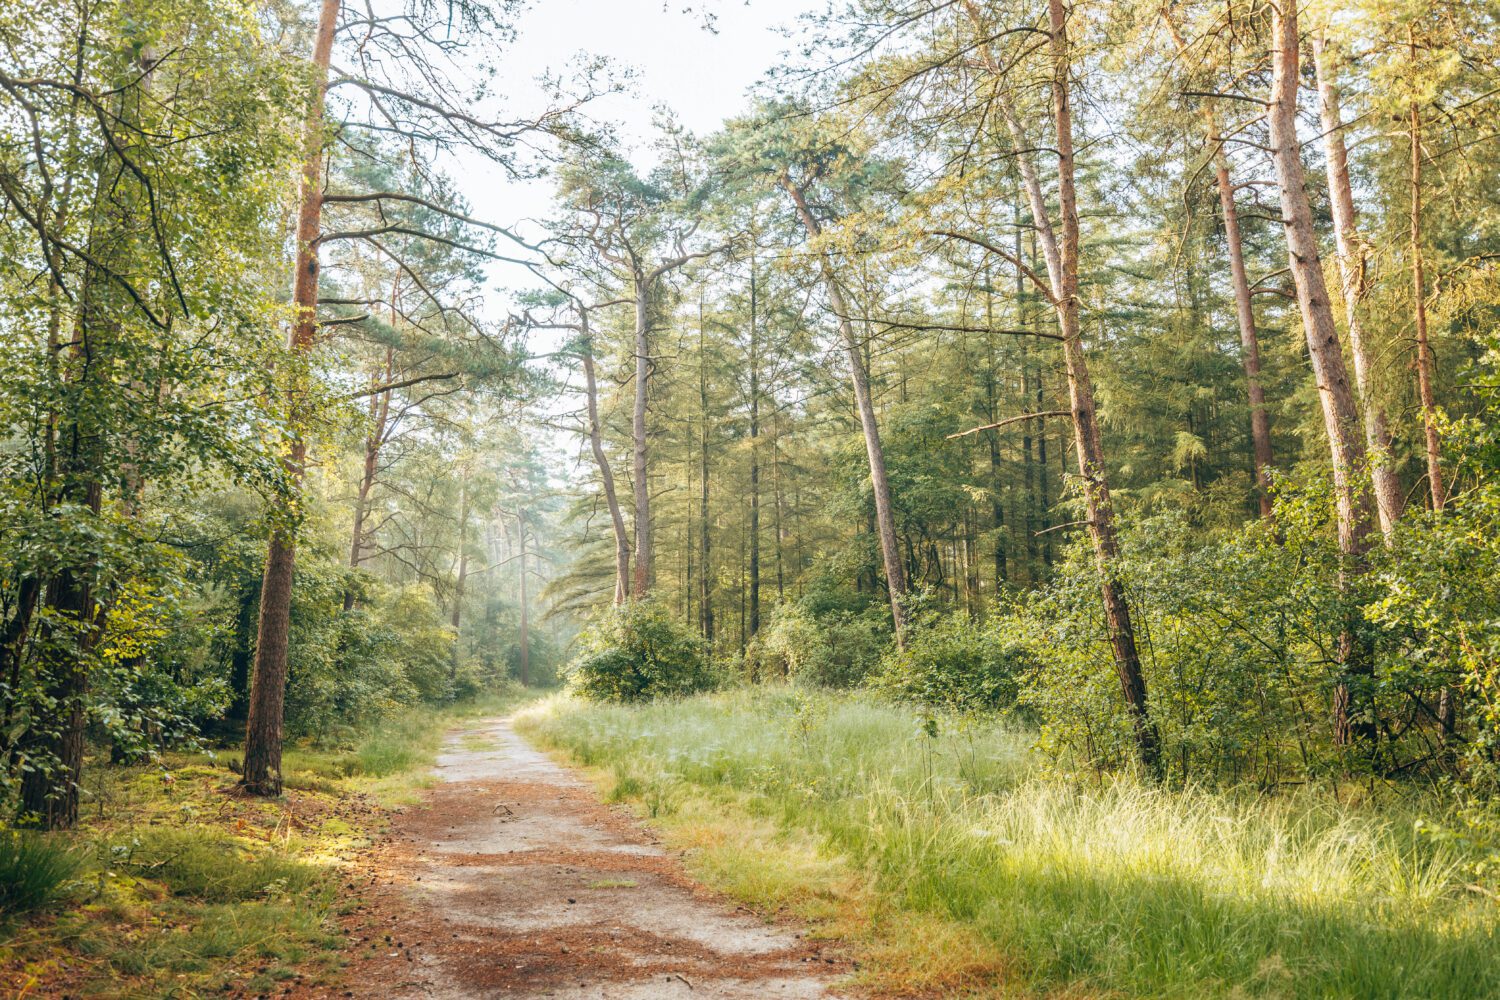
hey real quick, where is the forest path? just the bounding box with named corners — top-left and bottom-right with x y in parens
top-left (322, 715), bottom-right (847, 999)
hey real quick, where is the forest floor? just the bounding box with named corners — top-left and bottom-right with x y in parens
top-left (308, 715), bottom-right (850, 999)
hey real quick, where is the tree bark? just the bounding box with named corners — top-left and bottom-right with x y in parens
top-left (698, 291), bottom-right (714, 642)
top-left (1312, 32), bottom-right (1405, 533)
top-left (242, 0), bottom-right (340, 797)
top-left (579, 308), bottom-right (631, 604)
top-left (630, 279), bottom-right (654, 597)
top-left (1163, 11), bottom-right (1276, 518)
top-left (346, 346), bottom-right (393, 610)
top-left (1045, 0), bottom-right (1159, 773)
top-left (747, 243), bottom-right (761, 640)
top-left (517, 512), bottom-right (529, 686)
top-left (450, 469), bottom-right (469, 680)
top-left (1408, 29), bottom-right (1444, 512)
top-left (1269, 1), bottom-right (1377, 748)
top-left (781, 178), bottom-right (909, 643)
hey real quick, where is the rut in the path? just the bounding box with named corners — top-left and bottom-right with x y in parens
top-left (330, 717), bottom-right (847, 1000)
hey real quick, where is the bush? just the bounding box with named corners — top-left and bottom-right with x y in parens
top-left (567, 600), bottom-right (715, 703)
top-left (756, 602), bottom-right (887, 688)
top-left (871, 612), bottom-right (1032, 713)
top-left (0, 828), bottom-right (81, 916)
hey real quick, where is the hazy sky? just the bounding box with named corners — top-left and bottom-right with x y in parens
top-left (457, 0), bottom-right (809, 274)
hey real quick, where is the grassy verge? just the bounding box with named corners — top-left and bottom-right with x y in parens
top-left (0, 685), bottom-right (537, 999)
top-left (516, 689), bottom-right (1500, 999)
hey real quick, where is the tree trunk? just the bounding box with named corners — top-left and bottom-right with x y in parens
top-left (1214, 148), bottom-right (1277, 520)
top-left (773, 409), bottom-right (786, 601)
top-left (986, 280), bottom-right (1007, 590)
top-left (1312, 32), bottom-right (1404, 533)
top-left (698, 291), bottom-right (714, 642)
top-left (781, 178), bottom-right (909, 643)
top-left (1163, 12), bottom-right (1277, 518)
top-left (18, 493), bottom-right (99, 830)
top-left (579, 309), bottom-right (631, 603)
top-left (450, 471), bottom-right (469, 681)
top-left (1045, 0), bottom-right (1158, 772)
top-left (630, 278), bottom-right (654, 597)
top-left (1408, 29), bottom-right (1444, 512)
top-left (242, 0), bottom-right (340, 797)
top-left (747, 242), bottom-right (761, 639)
top-left (1269, 1), bottom-right (1377, 748)
top-left (517, 513), bottom-right (529, 686)
top-left (346, 346), bottom-right (393, 610)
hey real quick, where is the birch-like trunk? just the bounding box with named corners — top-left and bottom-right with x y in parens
top-left (1312, 32), bottom-right (1404, 533)
top-left (1163, 11), bottom-right (1276, 518)
top-left (782, 178), bottom-right (909, 642)
top-left (579, 309), bottom-right (631, 604)
top-left (1269, 1), bottom-right (1377, 747)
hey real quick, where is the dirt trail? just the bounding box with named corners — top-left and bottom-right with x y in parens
top-left (326, 716), bottom-right (847, 999)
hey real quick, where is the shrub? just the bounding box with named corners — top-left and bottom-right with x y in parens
top-left (0, 828), bottom-right (81, 916)
top-left (756, 602), bottom-right (887, 688)
top-left (871, 612), bottom-right (1032, 713)
top-left (567, 600), bottom-right (715, 703)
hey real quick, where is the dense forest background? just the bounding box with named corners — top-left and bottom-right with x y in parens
top-left (2, 0), bottom-right (1499, 853)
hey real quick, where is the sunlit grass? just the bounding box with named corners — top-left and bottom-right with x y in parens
top-left (517, 689), bottom-right (1500, 998)
top-left (1, 684), bottom-right (542, 997)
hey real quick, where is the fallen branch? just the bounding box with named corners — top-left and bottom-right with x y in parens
top-left (947, 410), bottom-right (1070, 439)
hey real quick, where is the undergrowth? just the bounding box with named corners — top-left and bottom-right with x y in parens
top-left (517, 689), bottom-right (1500, 999)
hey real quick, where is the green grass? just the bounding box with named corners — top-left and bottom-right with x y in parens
top-left (121, 827), bottom-right (325, 903)
top-left (0, 829), bottom-right (83, 918)
top-left (517, 689), bottom-right (1500, 999)
top-left (1, 684), bottom-right (543, 997)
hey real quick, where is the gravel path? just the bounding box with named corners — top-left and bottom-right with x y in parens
top-left (326, 715), bottom-right (848, 999)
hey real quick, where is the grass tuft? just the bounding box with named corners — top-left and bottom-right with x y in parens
top-left (0, 828), bottom-right (82, 917)
top-left (120, 827), bottom-right (324, 903)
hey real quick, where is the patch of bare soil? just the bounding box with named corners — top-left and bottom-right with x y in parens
top-left (306, 718), bottom-right (850, 999)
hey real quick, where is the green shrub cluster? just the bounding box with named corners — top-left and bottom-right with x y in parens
top-left (754, 600), bottom-right (887, 688)
top-left (870, 611), bottom-right (1032, 714)
top-left (567, 599), bottom-right (716, 703)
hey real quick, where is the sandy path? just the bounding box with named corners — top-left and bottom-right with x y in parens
top-left (327, 716), bottom-right (847, 999)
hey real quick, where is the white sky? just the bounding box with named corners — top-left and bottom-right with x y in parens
top-left (454, 0), bottom-right (810, 291)
top-left (430, 0), bottom-right (812, 474)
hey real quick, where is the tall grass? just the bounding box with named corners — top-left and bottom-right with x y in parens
top-left (0, 828), bottom-right (81, 917)
top-left (518, 689), bottom-right (1500, 998)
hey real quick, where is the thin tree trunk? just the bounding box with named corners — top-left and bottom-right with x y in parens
top-left (1163, 11), bottom-right (1276, 517)
top-left (748, 240), bottom-right (761, 639)
top-left (242, 0), bottom-right (340, 797)
top-left (450, 470), bottom-right (469, 681)
top-left (1043, 0), bottom-right (1158, 772)
top-left (630, 280), bottom-right (654, 596)
top-left (773, 409), bottom-right (786, 601)
top-left (698, 291), bottom-right (714, 642)
top-left (1408, 29), bottom-right (1444, 512)
top-left (517, 513), bottom-right (529, 686)
top-left (781, 178), bottom-right (909, 642)
top-left (986, 282), bottom-right (1007, 590)
top-left (346, 346), bottom-right (393, 610)
top-left (1313, 32), bottom-right (1404, 532)
top-left (579, 308), bottom-right (631, 603)
top-left (1270, 1), bottom-right (1377, 748)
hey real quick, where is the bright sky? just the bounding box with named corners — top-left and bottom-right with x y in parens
top-left (456, 0), bottom-right (809, 286)
top-left (437, 0), bottom-right (810, 470)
